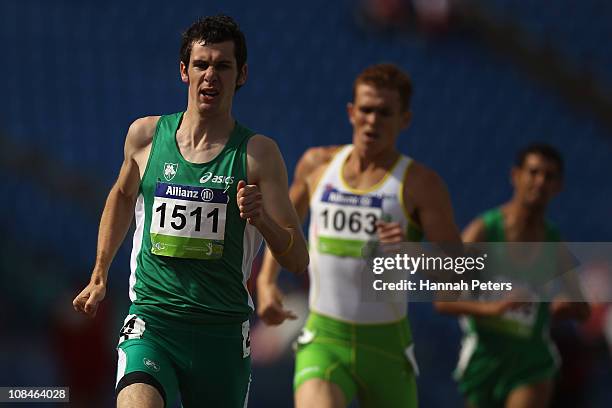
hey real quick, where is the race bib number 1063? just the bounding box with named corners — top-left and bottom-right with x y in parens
top-left (316, 189), bottom-right (382, 257)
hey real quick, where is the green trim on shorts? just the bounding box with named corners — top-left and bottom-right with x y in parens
top-left (294, 312), bottom-right (418, 408)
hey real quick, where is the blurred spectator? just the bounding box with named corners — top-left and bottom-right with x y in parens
top-left (356, 0), bottom-right (453, 33)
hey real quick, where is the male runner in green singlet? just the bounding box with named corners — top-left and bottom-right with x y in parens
top-left (72, 15), bottom-right (308, 408)
top-left (435, 144), bottom-right (590, 408)
top-left (256, 64), bottom-right (462, 408)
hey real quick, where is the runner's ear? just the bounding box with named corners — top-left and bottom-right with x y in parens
top-left (180, 61), bottom-right (189, 84)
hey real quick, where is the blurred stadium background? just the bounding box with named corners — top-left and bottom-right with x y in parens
top-left (0, 0), bottom-right (611, 407)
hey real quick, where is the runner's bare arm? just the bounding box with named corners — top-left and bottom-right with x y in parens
top-left (244, 135), bottom-right (310, 273)
top-left (258, 146), bottom-right (339, 282)
top-left (403, 162), bottom-right (482, 308)
top-left (256, 146), bottom-right (338, 325)
top-left (461, 218), bottom-right (487, 243)
top-left (73, 116), bottom-right (158, 317)
top-left (434, 217), bottom-right (524, 316)
top-left (404, 162), bottom-right (462, 243)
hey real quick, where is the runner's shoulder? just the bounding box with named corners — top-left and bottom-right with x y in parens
top-left (297, 145), bottom-right (342, 176)
top-left (404, 160), bottom-right (446, 190)
top-left (126, 116), bottom-right (161, 151)
top-left (462, 217), bottom-right (487, 243)
top-left (247, 134), bottom-right (279, 158)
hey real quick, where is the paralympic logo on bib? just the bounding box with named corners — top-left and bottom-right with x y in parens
top-left (153, 241), bottom-right (166, 251)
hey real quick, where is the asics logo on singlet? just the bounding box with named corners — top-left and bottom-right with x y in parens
top-left (200, 172), bottom-right (213, 183)
top-left (199, 172), bottom-right (234, 185)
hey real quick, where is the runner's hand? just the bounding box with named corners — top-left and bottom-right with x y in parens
top-left (237, 180), bottom-right (264, 227)
top-left (376, 220), bottom-right (404, 243)
top-left (73, 279), bottom-right (106, 318)
top-left (257, 283), bottom-right (297, 326)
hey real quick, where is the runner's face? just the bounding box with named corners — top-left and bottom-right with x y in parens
top-left (512, 153), bottom-right (562, 208)
top-left (180, 41), bottom-right (246, 115)
top-left (347, 84), bottom-right (410, 157)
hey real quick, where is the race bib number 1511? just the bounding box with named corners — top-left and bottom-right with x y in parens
top-left (149, 182), bottom-right (228, 260)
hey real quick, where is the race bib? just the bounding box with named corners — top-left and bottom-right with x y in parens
top-left (316, 189), bottom-right (382, 257)
top-left (150, 182), bottom-right (228, 260)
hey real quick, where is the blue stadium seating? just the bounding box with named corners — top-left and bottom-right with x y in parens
top-left (0, 1), bottom-right (610, 406)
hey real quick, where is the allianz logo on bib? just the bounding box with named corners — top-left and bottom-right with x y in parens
top-left (200, 171), bottom-right (234, 186)
top-left (322, 188), bottom-right (382, 208)
top-left (163, 185), bottom-right (216, 202)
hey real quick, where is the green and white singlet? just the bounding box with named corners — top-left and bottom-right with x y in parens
top-left (116, 113), bottom-right (257, 407)
top-left (455, 207), bottom-right (561, 407)
top-left (308, 144), bottom-right (422, 323)
top-left (128, 112), bottom-right (263, 323)
top-left (457, 207), bottom-right (561, 343)
top-left (294, 145), bottom-right (422, 406)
